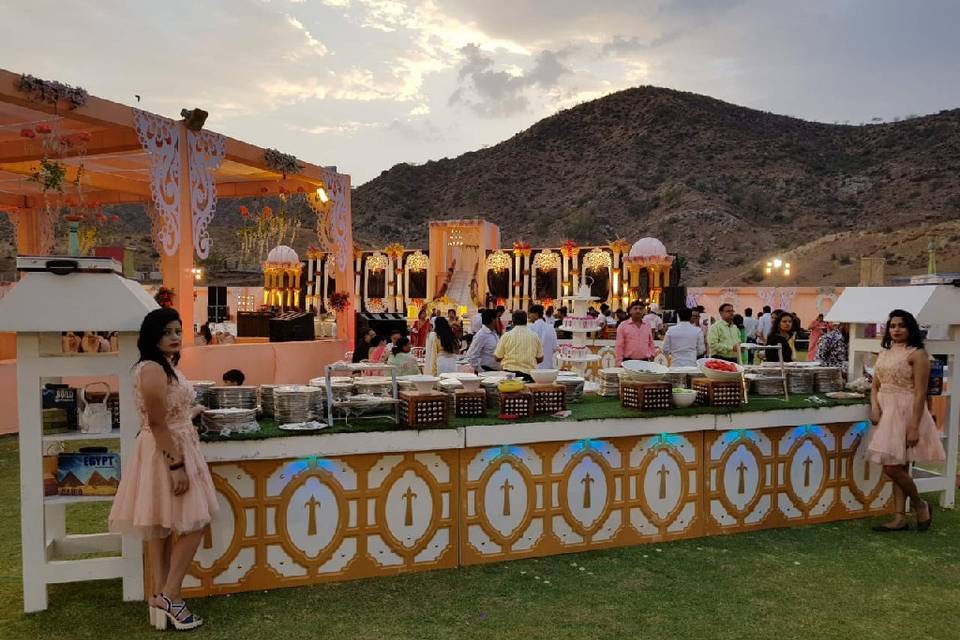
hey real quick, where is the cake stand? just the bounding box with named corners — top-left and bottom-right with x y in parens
top-left (557, 290), bottom-right (602, 385)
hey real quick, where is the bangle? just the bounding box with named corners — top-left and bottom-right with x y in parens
top-left (168, 461), bottom-right (185, 471)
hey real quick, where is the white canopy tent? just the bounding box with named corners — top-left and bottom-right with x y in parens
top-left (826, 285), bottom-right (960, 507)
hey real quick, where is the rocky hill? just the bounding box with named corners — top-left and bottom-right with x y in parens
top-left (352, 86), bottom-right (960, 285)
top-left (3, 86), bottom-right (958, 286)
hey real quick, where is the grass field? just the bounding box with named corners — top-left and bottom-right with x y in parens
top-left (1, 435), bottom-right (958, 640)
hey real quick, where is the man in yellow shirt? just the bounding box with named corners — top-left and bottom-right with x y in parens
top-left (494, 310), bottom-right (543, 381)
top-left (707, 303), bottom-right (742, 363)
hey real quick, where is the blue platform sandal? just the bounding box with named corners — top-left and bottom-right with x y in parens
top-left (155, 593), bottom-right (203, 631)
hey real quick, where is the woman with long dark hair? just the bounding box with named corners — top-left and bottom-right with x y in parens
top-left (866, 309), bottom-right (944, 532)
top-left (432, 316), bottom-right (460, 374)
top-left (764, 313), bottom-right (795, 363)
top-left (109, 308), bottom-right (218, 630)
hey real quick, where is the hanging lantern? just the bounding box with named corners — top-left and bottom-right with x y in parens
top-left (367, 252), bottom-right (388, 273)
top-left (407, 250), bottom-right (429, 272)
top-left (583, 248), bottom-right (611, 272)
top-left (486, 250), bottom-right (511, 273)
top-left (533, 249), bottom-right (560, 271)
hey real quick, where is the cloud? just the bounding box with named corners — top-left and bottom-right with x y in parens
top-left (449, 43), bottom-right (572, 117)
top-left (283, 15), bottom-right (329, 59)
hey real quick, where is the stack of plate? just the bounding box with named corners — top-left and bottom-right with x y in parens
top-left (355, 376), bottom-right (394, 398)
top-left (201, 408), bottom-right (258, 434)
top-left (750, 375), bottom-right (785, 396)
top-left (813, 367), bottom-right (843, 393)
top-left (274, 385), bottom-right (325, 424)
top-left (787, 369), bottom-right (815, 395)
top-left (556, 374), bottom-right (586, 404)
top-left (480, 378), bottom-right (502, 409)
top-left (207, 386), bottom-right (258, 410)
top-left (598, 368), bottom-right (624, 397)
top-left (438, 378), bottom-right (462, 411)
top-left (259, 384), bottom-right (278, 418)
top-left (189, 381), bottom-right (215, 406)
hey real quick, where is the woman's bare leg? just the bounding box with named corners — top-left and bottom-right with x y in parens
top-left (162, 530), bottom-right (204, 603)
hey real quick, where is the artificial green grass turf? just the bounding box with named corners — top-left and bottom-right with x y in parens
top-left (1, 435), bottom-right (958, 640)
top-left (201, 393), bottom-right (870, 442)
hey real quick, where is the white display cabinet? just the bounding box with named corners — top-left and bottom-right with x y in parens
top-left (0, 257), bottom-right (158, 612)
top-left (827, 284), bottom-right (960, 507)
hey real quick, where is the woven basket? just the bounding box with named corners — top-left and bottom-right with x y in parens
top-left (787, 370), bottom-right (815, 394)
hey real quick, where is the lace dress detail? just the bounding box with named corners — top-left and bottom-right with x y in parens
top-left (864, 346), bottom-right (945, 465)
top-left (109, 362), bottom-right (219, 539)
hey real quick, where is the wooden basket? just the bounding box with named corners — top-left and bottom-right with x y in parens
top-left (454, 390), bottom-right (487, 418)
top-left (620, 381), bottom-right (673, 411)
top-left (691, 377), bottom-right (744, 407)
top-left (499, 391), bottom-right (534, 417)
top-left (528, 384), bottom-right (567, 415)
top-left (399, 391), bottom-right (449, 428)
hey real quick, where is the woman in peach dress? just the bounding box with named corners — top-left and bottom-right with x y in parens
top-left (109, 307), bottom-right (218, 630)
top-left (865, 309), bottom-right (944, 532)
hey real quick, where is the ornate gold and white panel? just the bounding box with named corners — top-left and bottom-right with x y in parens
top-left (776, 425), bottom-right (837, 524)
top-left (623, 433), bottom-right (703, 542)
top-left (833, 422), bottom-right (893, 519)
top-left (704, 429), bottom-right (778, 534)
top-left (182, 450), bottom-right (458, 597)
top-left (460, 434), bottom-right (704, 565)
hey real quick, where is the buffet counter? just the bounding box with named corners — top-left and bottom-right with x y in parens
top-left (182, 397), bottom-right (889, 598)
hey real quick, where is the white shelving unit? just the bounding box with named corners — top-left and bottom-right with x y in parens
top-left (827, 284), bottom-right (960, 508)
top-left (0, 256), bottom-right (158, 612)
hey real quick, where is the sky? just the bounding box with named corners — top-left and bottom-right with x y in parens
top-left (2, 0), bottom-right (959, 184)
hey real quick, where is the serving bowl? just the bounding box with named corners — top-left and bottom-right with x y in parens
top-left (697, 358), bottom-right (744, 381)
top-left (530, 369), bottom-right (559, 384)
top-left (405, 375), bottom-right (439, 393)
top-left (621, 360), bottom-right (669, 382)
top-left (672, 387), bottom-right (697, 408)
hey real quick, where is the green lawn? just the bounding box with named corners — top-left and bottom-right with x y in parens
top-left (2, 437), bottom-right (959, 640)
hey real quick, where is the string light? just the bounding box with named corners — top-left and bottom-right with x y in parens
top-left (486, 250), bottom-right (511, 273)
top-left (533, 249), bottom-right (560, 271)
top-left (407, 250), bottom-right (429, 272)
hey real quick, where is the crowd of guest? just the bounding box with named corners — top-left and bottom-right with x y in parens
top-left (350, 299), bottom-right (852, 379)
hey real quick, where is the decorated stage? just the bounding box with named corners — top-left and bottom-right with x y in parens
top-left (181, 401), bottom-right (889, 597)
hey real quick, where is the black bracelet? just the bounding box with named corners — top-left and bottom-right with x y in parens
top-left (168, 461), bottom-right (185, 471)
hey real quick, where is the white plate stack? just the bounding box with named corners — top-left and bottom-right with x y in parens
top-left (201, 408), bottom-right (259, 435)
top-left (598, 368), bottom-right (623, 397)
top-left (556, 374), bottom-right (586, 403)
top-left (259, 384), bottom-right (278, 418)
top-left (189, 381), bottom-right (215, 406)
top-left (275, 385), bottom-right (325, 424)
top-left (207, 386), bottom-right (258, 410)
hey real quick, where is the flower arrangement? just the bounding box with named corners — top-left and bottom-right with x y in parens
top-left (155, 286), bottom-right (175, 308)
top-left (30, 158), bottom-right (67, 193)
top-left (237, 198), bottom-right (301, 268)
top-left (512, 241), bottom-right (531, 256)
top-left (384, 243), bottom-right (405, 260)
top-left (328, 291), bottom-right (350, 312)
top-left (264, 148), bottom-right (302, 176)
top-left (560, 239), bottom-right (579, 259)
top-left (609, 238), bottom-right (631, 255)
top-left (17, 74), bottom-right (89, 109)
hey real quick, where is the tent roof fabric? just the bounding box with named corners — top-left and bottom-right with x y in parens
top-left (825, 285), bottom-right (960, 325)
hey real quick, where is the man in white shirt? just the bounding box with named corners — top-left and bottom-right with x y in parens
top-left (743, 307), bottom-right (758, 344)
top-left (642, 307), bottom-right (664, 336)
top-left (755, 305), bottom-right (773, 344)
top-left (465, 309), bottom-right (500, 372)
top-left (662, 307), bottom-right (706, 367)
top-left (470, 309), bottom-right (483, 335)
top-left (529, 304), bottom-right (558, 369)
